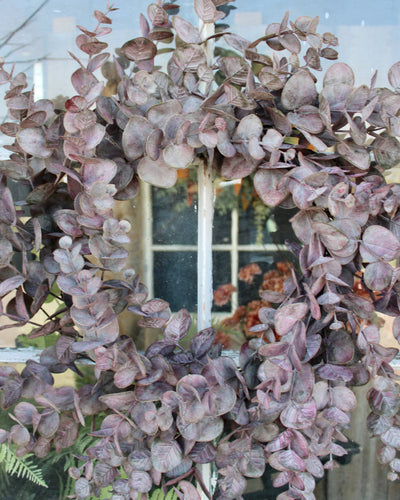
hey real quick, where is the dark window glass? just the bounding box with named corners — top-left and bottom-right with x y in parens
top-left (154, 252), bottom-right (197, 311)
top-left (152, 186), bottom-right (197, 245)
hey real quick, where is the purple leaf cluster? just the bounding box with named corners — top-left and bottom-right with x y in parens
top-left (0, 1), bottom-right (400, 499)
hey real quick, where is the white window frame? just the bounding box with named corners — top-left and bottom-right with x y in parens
top-left (142, 179), bottom-right (288, 315)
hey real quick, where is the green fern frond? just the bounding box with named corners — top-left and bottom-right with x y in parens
top-left (165, 489), bottom-right (178, 500)
top-left (145, 487), bottom-right (178, 500)
top-left (0, 444), bottom-right (48, 488)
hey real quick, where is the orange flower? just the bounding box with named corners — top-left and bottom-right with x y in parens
top-left (238, 263), bottom-right (262, 284)
top-left (213, 283), bottom-right (237, 306)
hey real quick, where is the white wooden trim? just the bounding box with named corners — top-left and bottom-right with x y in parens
top-left (231, 208), bottom-right (239, 312)
top-left (1, 347), bottom-right (399, 370)
top-left (197, 159), bottom-right (214, 331)
top-left (151, 243), bottom-right (285, 251)
top-left (141, 181), bottom-right (154, 298)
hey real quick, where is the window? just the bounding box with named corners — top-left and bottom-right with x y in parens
top-left (143, 174), bottom-right (296, 314)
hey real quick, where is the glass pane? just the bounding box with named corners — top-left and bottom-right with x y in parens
top-left (152, 184), bottom-right (197, 245)
top-left (269, 207), bottom-right (298, 245)
top-left (238, 205), bottom-right (275, 246)
top-left (212, 251), bottom-right (232, 313)
top-left (233, 0), bottom-right (400, 87)
top-left (213, 207), bottom-right (231, 245)
top-left (238, 251), bottom-right (295, 301)
top-left (213, 182), bottom-right (236, 244)
top-left (238, 196), bottom-right (297, 246)
top-left (154, 251), bottom-right (197, 311)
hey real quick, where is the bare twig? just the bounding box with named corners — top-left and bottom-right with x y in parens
top-left (4, 54), bottom-right (49, 65)
top-left (3, 42), bottom-right (31, 59)
top-left (0, 0), bottom-right (50, 51)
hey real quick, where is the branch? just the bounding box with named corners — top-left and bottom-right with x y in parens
top-left (3, 42), bottom-right (31, 59)
top-left (4, 55), bottom-right (49, 65)
top-left (0, 0), bottom-right (50, 51)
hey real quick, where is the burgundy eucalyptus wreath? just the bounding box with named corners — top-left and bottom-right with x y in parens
top-left (0, 1), bottom-right (400, 498)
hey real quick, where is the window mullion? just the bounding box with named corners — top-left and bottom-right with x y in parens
top-left (231, 207), bottom-right (239, 313)
top-left (197, 19), bottom-right (215, 332)
top-left (141, 181), bottom-right (154, 298)
top-left (197, 160), bottom-right (214, 330)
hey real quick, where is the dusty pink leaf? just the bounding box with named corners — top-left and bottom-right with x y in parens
top-left (331, 386), bottom-right (357, 412)
top-left (138, 158), bottom-right (178, 188)
top-left (0, 275), bottom-right (25, 297)
top-left (17, 128), bottom-right (52, 158)
top-left (163, 143), bottom-right (194, 169)
top-left (364, 261), bottom-right (393, 291)
top-left (148, 100), bottom-right (183, 129)
top-left (377, 445), bottom-right (396, 465)
top-left (361, 225), bottom-right (400, 262)
top-left (388, 61), bottom-right (400, 91)
top-left (280, 400), bottom-right (317, 430)
top-left (178, 480), bottom-right (201, 500)
top-left (129, 471), bottom-right (152, 493)
top-left (164, 309), bottom-right (192, 342)
top-left (121, 37), bottom-right (157, 62)
top-left (281, 70), bottom-right (317, 111)
top-left (292, 364), bottom-right (314, 404)
top-left (151, 440), bottom-right (183, 473)
top-left (337, 141), bottom-right (370, 170)
top-left (254, 169), bottom-right (289, 207)
top-left (324, 62), bottom-right (354, 87)
top-left (381, 427), bottom-right (400, 448)
top-left (317, 364), bottom-right (353, 382)
top-left (221, 155), bottom-right (257, 179)
top-left (327, 330), bottom-right (355, 365)
top-left (274, 303), bottom-right (308, 336)
top-left (172, 16), bottom-right (201, 43)
top-left (373, 134), bottom-right (400, 170)
top-left (194, 0), bottom-right (219, 23)
top-left (393, 317), bottom-right (400, 344)
top-left (258, 342), bottom-right (290, 358)
top-left (275, 450), bottom-right (306, 472)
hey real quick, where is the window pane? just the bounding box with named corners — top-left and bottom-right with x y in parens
top-left (213, 208), bottom-right (231, 245)
top-left (154, 251), bottom-right (197, 311)
top-left (239, 206), bottom-right (297, 246)
top-left (152, 185), bottom-right (197, 245)
top-left (238, 251), bottom-right (296, 304)
top-left (212, 251), bottom-right (232, 313)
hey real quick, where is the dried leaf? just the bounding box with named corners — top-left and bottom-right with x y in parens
top-left (194, 0), bottom-right (218, 23)
top-left (121, 37), bottom-right (157, 62)
top-left (360, 226), bottom-right (400, 262)
top-left (163, 143), bottom-right (194, 169)
top-left (17, 128), bottom-right (52, 158)
top-left (164, 309), bottom-right (192, 342)
top-left (281, 70), bottom-right (318, 111)
top-left (254, 169), bottom-right (289, 207)
top-left (274, 303), bottom-right (308, 336)
top-left (151, 440), bottom-right (183, 473)
top-left (388, 61), bottom-right (400, 91)
top-left (172, 16), bottom-right (201, 43)
top-left (280, 400), bottom-right (317, 430)
top-left (138, 156), bottom-right (177, 188)
top-left (122, 116), bottom-right (154, 161)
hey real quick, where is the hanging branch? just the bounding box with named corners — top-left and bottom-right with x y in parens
top-left (0, 0), bottom-right (49, 50)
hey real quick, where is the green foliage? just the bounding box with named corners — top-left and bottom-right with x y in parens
top-left (0, 444), bottom-right (48, 489)
top-left (144, 488), bottom-right (178, 500)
